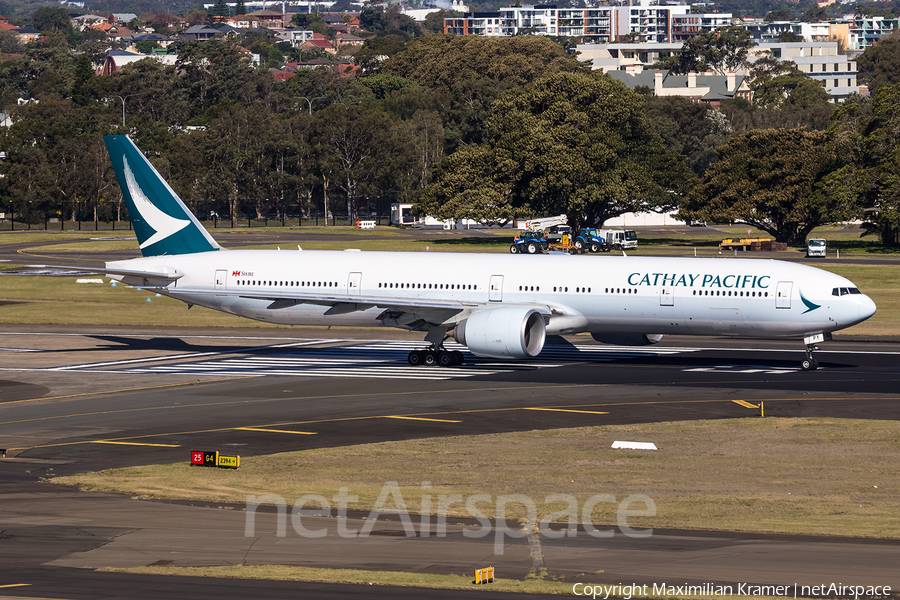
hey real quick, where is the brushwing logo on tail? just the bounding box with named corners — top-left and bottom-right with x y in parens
top-left (123, 157), bottom-right (189, 249)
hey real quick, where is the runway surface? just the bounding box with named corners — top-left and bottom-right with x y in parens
top-left (1, 326), bottom-right (899, 599)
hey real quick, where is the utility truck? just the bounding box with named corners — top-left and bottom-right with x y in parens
top-left (598, 229), bottom-right (638, 250)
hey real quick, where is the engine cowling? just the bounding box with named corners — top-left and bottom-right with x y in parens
top-left (454, 307), bottom-right (546, 359)
top-left (591, 333), bottom-right (663, 346)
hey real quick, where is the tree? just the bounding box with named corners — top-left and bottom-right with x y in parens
top-left (764, 8), bottom-right (795, 21)
top-left (856, 35), bottom-right (900, 93)
top-left (359, 6), bottom-right (420, 40)
top-left (291, 13), bottom-right (333, 38)
top-left (750, 60), bottom-right (832, 109)
top-left (423, 72), bottom-right (692, 228)
top-left (417, 144), bottom-right (516, 226)
top-left (382, 34), bottom-right (586, 91)
top-left (645, 95), bottom-right (732, 175)
top-left (678, 26), bottom-right (756, 75)
top-left (353, 34), bottom-right (406, 75)
top-left (423, 9), bottom-right (458, 35)
top-left (316, 104), bottom-right (388, 220)
top-left (823, 84), bottom-right (900, 240)
top-left (70, 54), bottom-right (94, 105)
top-left (32, 6), bottom-right (71, 33)
top-left (0, 29), bottom-right (22, 54)
top-left (776, 31), bottom-right (804, 43)
top-left (208, 0), bottom-right (230, 22)
top-left (235, 0), bottom-right (247, 15)
top-left (679, 129), bottom-right (838, 245)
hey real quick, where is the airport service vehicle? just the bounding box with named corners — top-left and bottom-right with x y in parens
top-left (807, 239), bottom-right (827, 258)
top-left (573, 229), bottom-right (610, 253)
top-left (598, 229), bottom-right (638, 250)
top-left (510, 230), bottom-right (549, 254)
top-left (512, 215), bottom-right (568, 254)
top-left (720, 237), bottom-right (771, 250)
top-left (36, 136), bottom-right (877, 371)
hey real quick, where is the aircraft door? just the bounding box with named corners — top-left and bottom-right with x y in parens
top-left (348, 272), bottom-right (362, 296)
top-left (659, 281), bottom-right (674, 306)
top-left (215, 269), bottom-right (227, 290)
top-left (776, 281), bottom-right (792, 309)
top-left (489, 275), bottom-right (503, 302)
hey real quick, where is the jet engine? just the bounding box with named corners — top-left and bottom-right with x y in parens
top-left (454, 307), bottom-right (546, 359)
top-left (591, 333), bottom-right (663, 346)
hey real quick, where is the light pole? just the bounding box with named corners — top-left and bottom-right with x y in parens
top-left (110, 94), bottom-right (137, 127)
top-left (294, 96), bottom-right (326, 115)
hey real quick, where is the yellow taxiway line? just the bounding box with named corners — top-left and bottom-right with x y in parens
top-left (235, 427), bottom-right (317, 435)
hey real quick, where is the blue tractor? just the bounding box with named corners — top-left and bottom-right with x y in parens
top-left (573, 229), bottom-right (610, 253)
top-left (510, 230), bottom-right (549, 254)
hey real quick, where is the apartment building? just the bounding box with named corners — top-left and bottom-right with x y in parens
top-left (578, 41), bottom-right (859, 101)
top-left (444, 1), bottom-right (729, 44)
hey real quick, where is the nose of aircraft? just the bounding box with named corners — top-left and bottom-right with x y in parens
top-left (859, 295), bottom-right (877, 322)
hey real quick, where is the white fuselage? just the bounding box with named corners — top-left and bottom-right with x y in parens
top-left (108, 250), bottom-right (876, 339)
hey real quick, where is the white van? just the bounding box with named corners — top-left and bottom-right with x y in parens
top-left (806, 238), bottom-right (826, 258)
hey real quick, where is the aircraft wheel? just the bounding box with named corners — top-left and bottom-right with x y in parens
top-left (408, 351), bottom-right (423, 366)
top-left (423, 351), bottom-right (438, 366)
top-left (800, 357), bottom-right (818, 371)
top-left (438, 352), bottom-right (453, 367)
top-left (451, 350), bottom-right (464, 365)
top-left (590, 242), bottom-right (600, 253)
top-left (526, 242), bottom-right (539, 254)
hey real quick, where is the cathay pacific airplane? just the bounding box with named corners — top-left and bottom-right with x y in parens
top-left (36, 136), bottom-right (876, 371)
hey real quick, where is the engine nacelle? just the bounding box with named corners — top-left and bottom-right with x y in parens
top-left (454, 307), bottom-right (546, 359)
top-left (591, 333), bottom-right (663, 346)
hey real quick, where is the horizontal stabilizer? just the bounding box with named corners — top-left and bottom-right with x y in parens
top-left (28, 264), bottom-right (183, 281)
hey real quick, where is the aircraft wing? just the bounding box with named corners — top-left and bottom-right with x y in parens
top-left (164, 287), bottom-right (552, 328)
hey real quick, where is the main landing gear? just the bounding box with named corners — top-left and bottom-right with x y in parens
top-left (407, 346), bottom-right (464, 367)
top-left (407, 327), bottom-right (464, 367)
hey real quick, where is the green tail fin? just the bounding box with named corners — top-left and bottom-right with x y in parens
top-left (104, 135), bottom-right (220, 257)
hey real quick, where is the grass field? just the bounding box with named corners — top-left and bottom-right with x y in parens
top-left (54, 418), bottom-right (900, 539)
top-left (100, 566), bottom-right (575, 595)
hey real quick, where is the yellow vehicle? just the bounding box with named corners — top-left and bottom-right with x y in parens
top-left (719, 237), bottom-right (771, 250)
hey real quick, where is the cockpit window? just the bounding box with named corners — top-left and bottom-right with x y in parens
top-left (833, 287), bottom-right (861, 296)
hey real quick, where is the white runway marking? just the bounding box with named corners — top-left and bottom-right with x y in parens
top-left (102, 340), bottom-right (699, 381)
top-left (684, 365), bottom-right (809, 374)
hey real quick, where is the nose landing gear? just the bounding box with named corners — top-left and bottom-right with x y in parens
top-left (801, 344), bottom-right (819, 371)
top-left (800, 332), bottom-right (830, 371)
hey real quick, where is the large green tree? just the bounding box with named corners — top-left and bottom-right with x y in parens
top-left (382, 34), bottom-right (586, 91)
top-left (421, 72), bottom-right (692, 228)
top-left (856, 35), bottom-right (900, 93)
top-left (823, 84), bottom-right (900, 240)
top-left (679, 128), bottom-right (838, 244)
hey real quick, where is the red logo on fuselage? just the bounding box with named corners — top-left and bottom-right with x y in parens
top-left (232, 271), bottom-right (241, 276)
